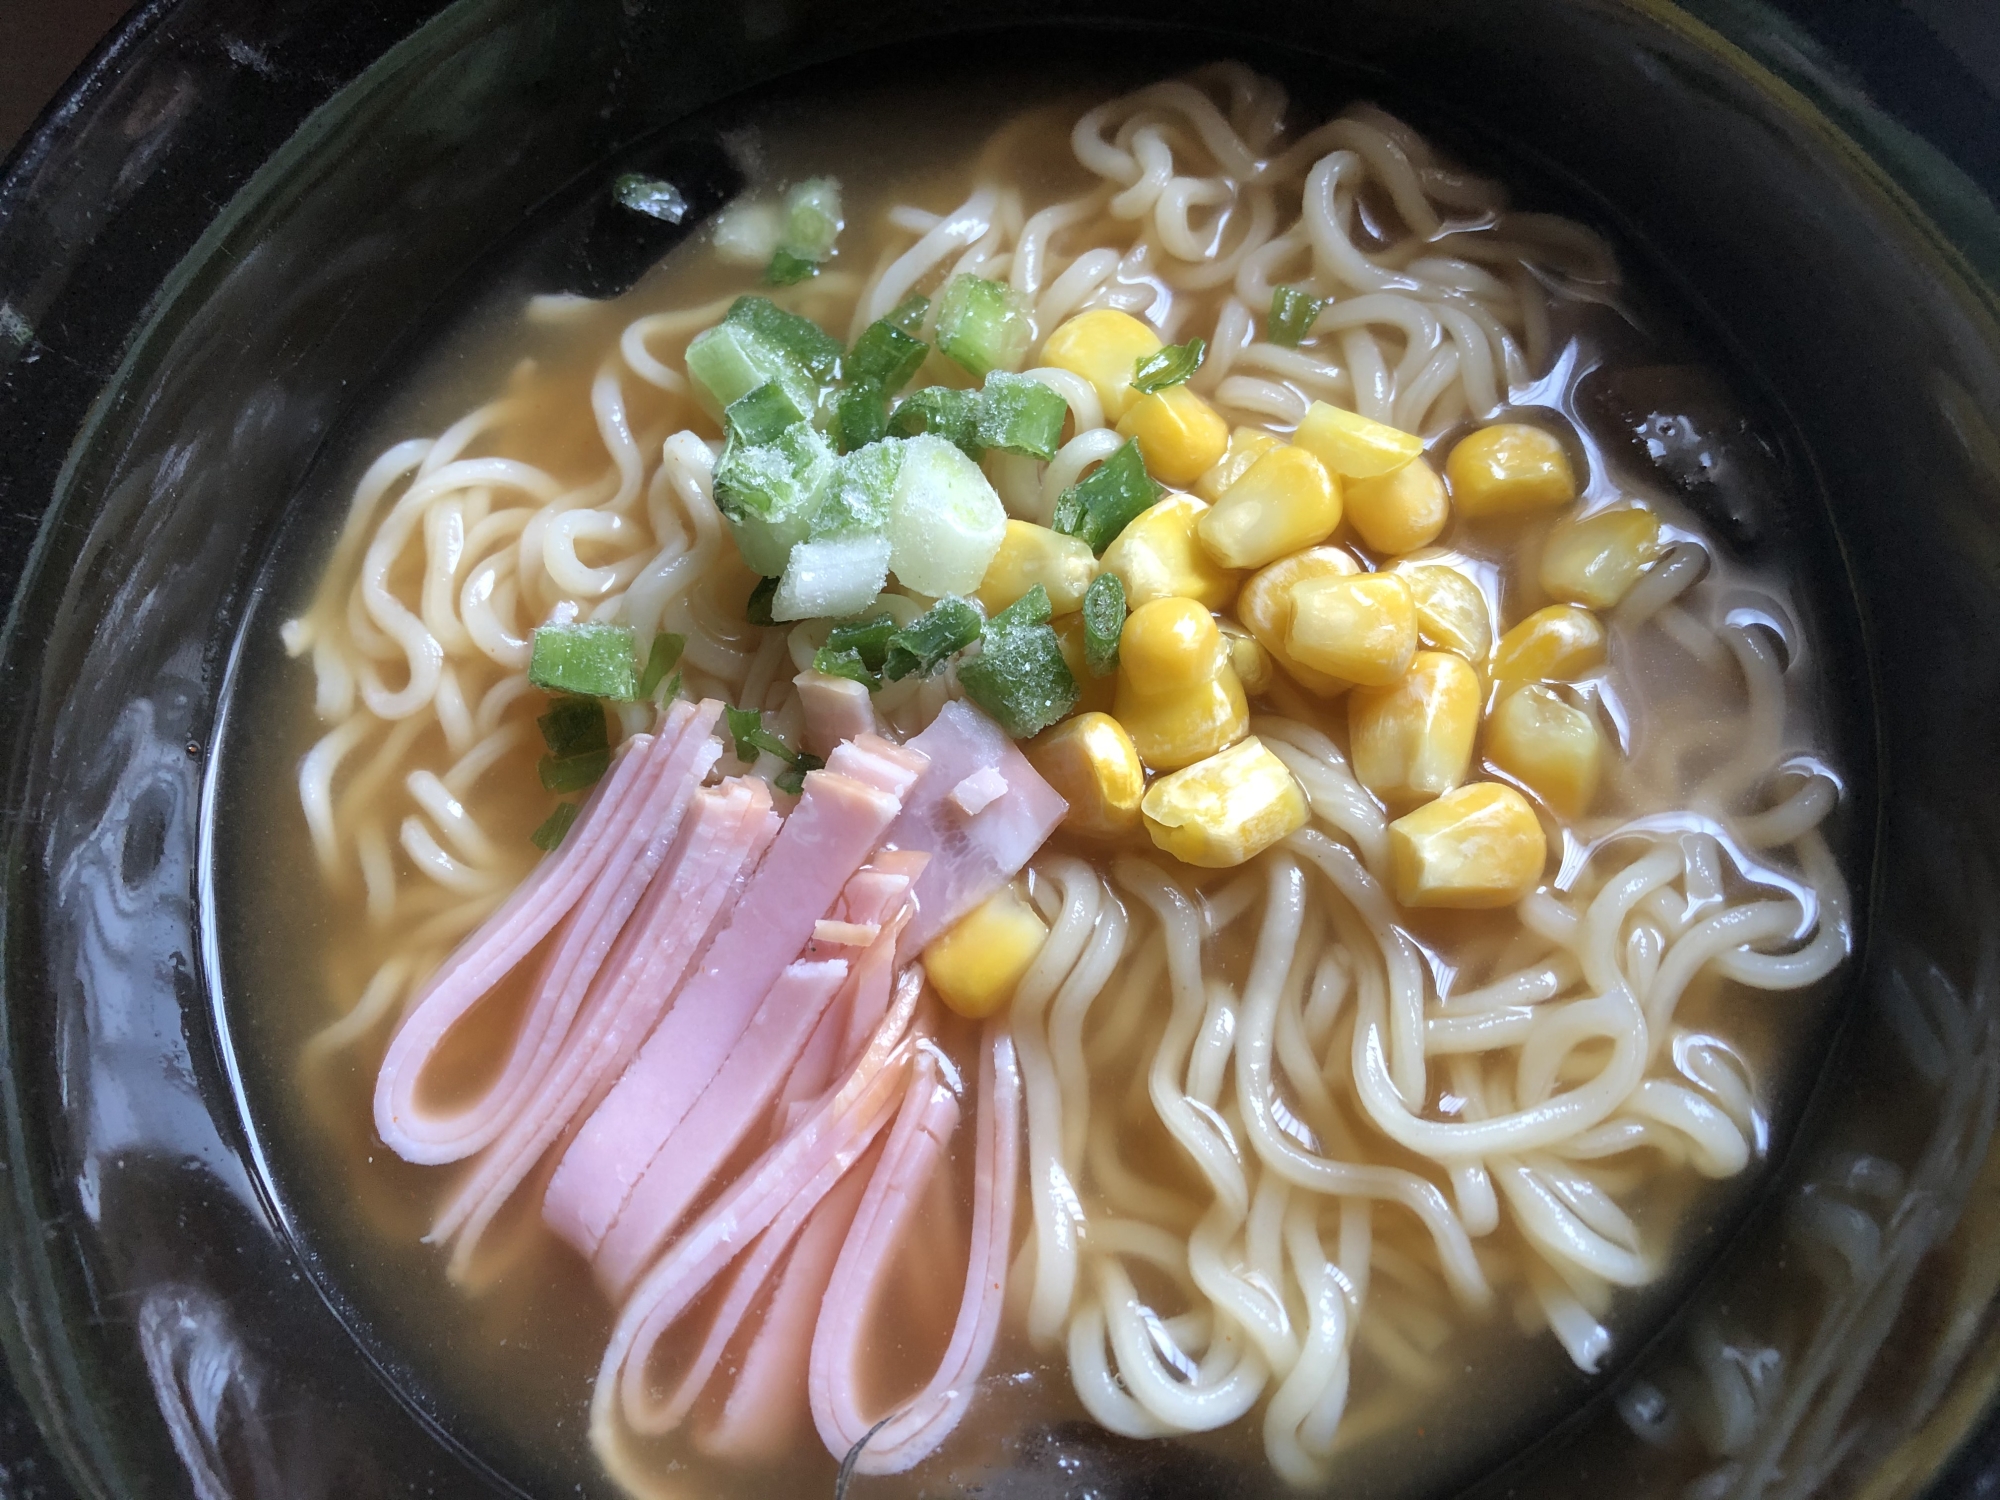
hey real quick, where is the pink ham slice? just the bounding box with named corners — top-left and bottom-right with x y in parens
top-left (426, 777), bottom-right (778, 1279)
top-left (795, 669), bottom-right (881, 759)
top-left (375, 699), bottom-right (723, 1165)
top-left (544, 736), bottom-right (929, 1259)
top-left (880, 702), bottom-right (1066, 953)
top-left (808, 1023), bottom-right (1022, 1474)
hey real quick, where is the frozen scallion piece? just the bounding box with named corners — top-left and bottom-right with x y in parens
top-left (1082, 571), bottom-right (1126, 677)
top-left (832, 381), bottom-right (887, 452)
top-left (539, 747), bottom-right (611, 794)
top-left (886, 386), bottom-right (984, 456)
top-left (530, 800), bottom-right (581, 851)
top-left (812, 645), bottom-right (878, 690)
top-left (538, 696), bottom-right (609, 759)
top-left (725, 382), bottom-right (806, 445)
top-left (810, 439), bottom-right (902, 538)
top-left (846, 319), bottom-right (928, 393)
top-left (958, 584), bottom-right (1078, 738)
top-left (935, 275), bottom-right (1031, 377)
top-left (765, 249), bottom-right (818, 286)
top-left (824, 611), bottom-right (896, 670)
top-left (713, 423), bottom-right (838, 576)
top-left (774, 752), bottom-right (824, 796)
top-left (884, 293), bottom-right (929, 335)
top-left (614, 174), bottom-right (687, 223)
top-left (725, 705), bottom-right (795, 765)
top-left (1051, 438), bottom-right (1164, 555)
top-left (977, 371), bottom-right (1068, 460)
top-left (746, 575), bottom-right (780, 626)
top-left (780, 177), bottom-right (843, 262)
top-left (528, 623), bottom-right (638, 700)
top-left (723, 295), bottom-right (843, 382)
top-left (772, 535), bottom-right (891, 623)
top-left (881, 595), bottom-right (983, 681)
top-left (1268, 285), bottom-right (1325, 348)
top-left (638, 633), bottom-right (687, 698)
top-left (1131, 337), bottom-right (1206, 395)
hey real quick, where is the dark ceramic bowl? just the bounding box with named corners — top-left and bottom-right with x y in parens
top-left (5, 2), bottom-right (2000, 1497)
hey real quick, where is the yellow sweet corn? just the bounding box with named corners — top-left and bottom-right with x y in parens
top-left (1026, 711), bottom-right (1145, 837)
top-left (1115, 597), bottom-right (1249, 770)
top-left (1445, 423), bottom-right (1577, 519)
top-left (1285, 572), bottom-right (1418, 687)
top-left (1218, 619), bottom-right (1274, 695)
top-left (924, 885), bottom-right (1049, 1018)
top-left (1491, 604), bottom-right (1607, 682)
top-left (1142, 736), bottom-right (1308, 868)
top-left (1395, 562), bottom-right (1493, 663)
top-left (976, 520), bottom-right (1098, 617)
top-left (1388, 782), bottom-right (1547, 909)
top-left (1195, 426), bottom-right (1284, 502)
top-left (1344, 456), bottom-right (1448, 556)
top-left (1293, 401), bottom-right (1425, 478)
top-left (1348, 651), bottom-right (1480, 808)
top-left (1101, 493), bottom-right (1239, 611)
top-left (1484, 684), bottom-right (1603, 818)
top-left (1052, 615), bottom-right (1117, 714)
top-left (1040, 309), bottom-right (1161, 423)
top-left (1237, 547), bottom-right (1360, 696)
top-left (1117, 385), bottom-right (1230, 488)
top-left (1197, 444), bottom-right (1343, 570)
top-left (1539, 505), bottom-right (1662, 609)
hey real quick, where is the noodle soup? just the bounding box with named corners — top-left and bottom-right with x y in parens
top-left (214, 62), bottom-right (1861, 1500)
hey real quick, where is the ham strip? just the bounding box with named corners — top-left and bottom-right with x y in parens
top-left (795, 669), bottom-right (881, 758)
top-left (375, 699), bottom-right (722, 1164)
top-left (544, 739), bottom-right (928, 1258)
top-left (880, 702), bottom-right (1066, 953)
top-left (427, 778), bottom-right (778, 1278)
top-left (809, 1023), bottom-right (1021, 1474)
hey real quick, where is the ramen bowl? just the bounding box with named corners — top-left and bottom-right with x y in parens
top-left (1, 2), bottom-right (1997, 1498)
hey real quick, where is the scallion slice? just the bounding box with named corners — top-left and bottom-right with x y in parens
top-left (774, 752), bottom-right (824, 797)
top-left (530, 801), bottom-right (581, 851)
top-left (1082, 571), bottom-right (1127, 677)
top-left (977, 371), bottom-right (1068, 460)
top-left (832, 381), bottom-right (887, 452)
top-left (885, 293), bottom-right (929, 335)
top-left (725, 705), bottom-right (796, 766)
top-left (638, 633), bottom-right (686, 698)
top-left (824, 611), bottom-right (896, 670)
top-left (780, 177), bottom-right (843, 261)
top-left (713, 422), bottom-right (838, 576)
top-left (846, 319), bottom-right (928, 393)
top-left (881, 595), bottom-right (983, 681)
top-left (1051, 438), bottom-right (1164, 555)
top-left (725, 381), bottom-right (806, 444)
top-left (812, 644), bottom-right (878, 690)
top-left (746, 575), bottom-right (780, 626)
top-left (935, 275), bottom-right (1031, 377)
top-left (528, 623), bottom-right (639, 700)
top-left (958, 584), bottom-right (1078, 738)
top-left (614, 174), bottom-right (688, 224)
top-left (538, 696), bottom-right (609, 759)
top-left (1269, 285), bottom-right (1325, 348)
top-left (765, 249), bottom-right (818, 285)
top-left (886, 386), bottom-right (984, 456)
top-left (539, 747), bottom-right (611, 794)
top-left (1131, 337), bottom-right (1206, 395)
top-left (723, 295), bottom-right (843, 382)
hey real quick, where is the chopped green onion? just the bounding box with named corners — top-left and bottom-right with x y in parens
top-left (1051, 438), bottom-right (1164, 555)
top-left (725, 705), bottom-right (795, 765)
top-left (884, 293), bottom-right (929, 335)
top-left (846, 320), bottom-right (928, 393)
top-left (774, 752), bottom-right (824, 797)
top-left (713, 423), bottom-right (838, 576)
top-left (528, 623), bottom-right (638, 700)
top-left (1269, 286), bottom-right (1325, 348)
top-left (638, 634), bottom-right (686, 698)
top-left (746, 575), bottom-right (779, 626)
top-left (531, 801), bottom-right (581, 851)
top-left (780, 177), bottom-right (843, 261)
top-left (539, 747), bottom-right (611, 794)
top-left (958, 584), bottom-right (1078, 738)
top-left (886, 386), bottom-right (984, 457)
top-left (824, 611), bottom-right (896, 670)
top-left (772, 534), bottom-right (890, 622)
top-left (935, 275), bottom-right (1031, 377)
top-left (725, 381), bottom-right (806, 445)
top-left (1131, 337), bottom-right (1206, 395)
top-left (538, 696), bottom-right (609, 759)
top-left (832, 381), bottom-right (887, 452)
top-left (765, 248), bottom-right (818, 285)
top-left (812, 645), bottom-right (878, 690)
top-left (882, 595), bottom-right (983, 681)
top-left (977, 371), bottom-right (1068, 460)
top-left (614, 174), bottom-right (687, 223)
top-left (1082, 571), bottom-right (1127, 677)
top-left (810, 439), bottom-right (902, 538)
top-left (723, 295), bottom-right (843, 382)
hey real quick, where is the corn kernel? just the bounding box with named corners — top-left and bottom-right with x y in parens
top-left (1116, 597), bottom-right (1249, 770)
top-left (1195, 427), bottom-right (1284, 502)
top-left (1197, 444), bottom-right (1343, 570)
top-left (1218, 620), bottom-right (1274, 694)
top-left (1539, 506), bottom-right (1662, 609)
top-left (1101, 493), bottom-right (1239, 611)
top-left (1293, 401), bottom-right (1426, 478)
top-left (1485, 684), bottom-right (1603, 818)
top-left (1491, 604), bottom-right (1606, 682)
top-left (923, 884), bottom-right (1050, 1018)
top-left (1041, 309), bottom-right (1161, 423)
top-left (1395, 563), bottom-right (1493, 663)
top-left (1445, 423), bottom-right (1577, 519)
top-left (1344, 456), bottom-right (1448, 556)
top-left (1142, 736), bottom-right (1308, 868)
top-left (976, 520), bottom-right (1098, 617)
top-left (1026, 711), bottom-right (1145, 837)
top-left (1052, 615), bottom-right (1117, 714)
top-left (1117, 385), bottom-right (1230, 488)
top-left (1237, 547), bottom-right (1359, 696)
top-left (1389, 782), bottom-right (1546, 909)
top-left (1285, 572), bottom-right (1418, 687)
top-left (1349, 651), bottom-right (1480, 808)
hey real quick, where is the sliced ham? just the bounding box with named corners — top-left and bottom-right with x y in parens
top-left (795, 669), bottom-right (881, 759)
top-left (950, 767), bottom-right (1009, 817)
top-left (543, 737), bottom-right (929, 1259)
top-left (809, 1024), bottom-right (1023, 1474)
top-left (375, 699), bottom-right (723, 1165)
top-left (880, 701), bottom-right (1066, 953)
top-left (426, 778), bottom-right (777, 1279)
